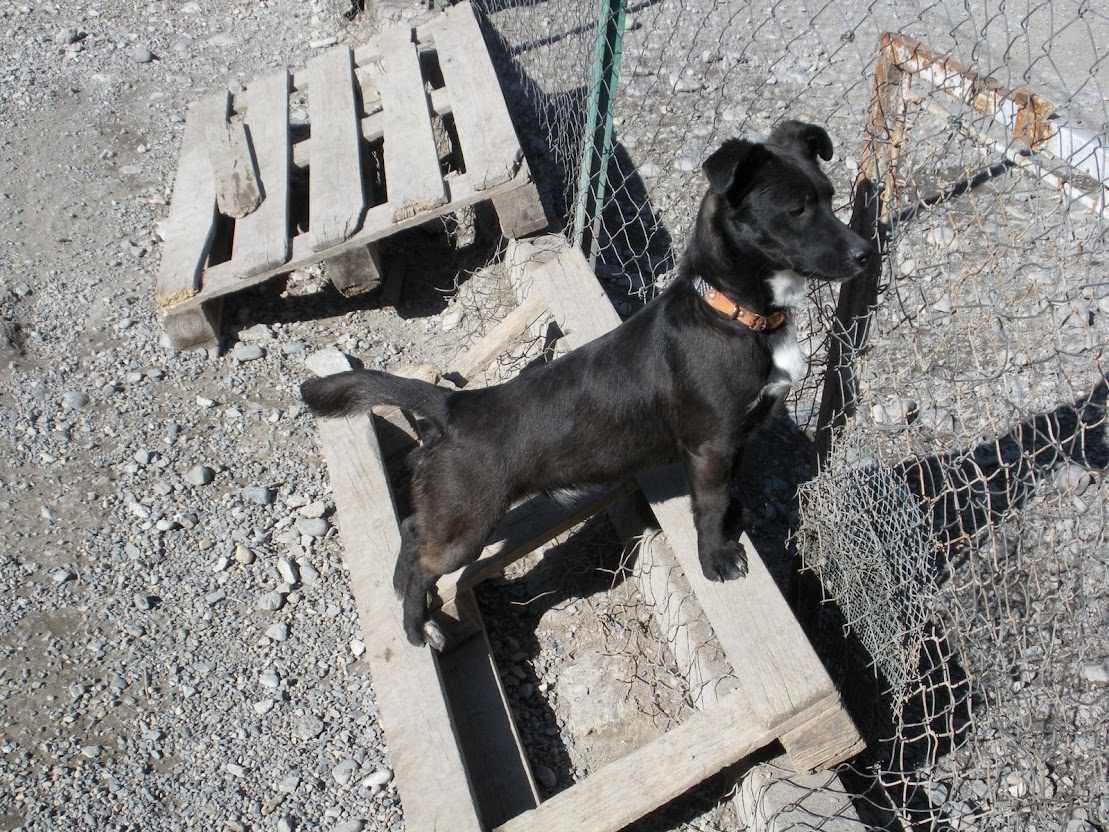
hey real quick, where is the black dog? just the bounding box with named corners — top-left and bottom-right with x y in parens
top-left (302, 121), bottom-right (873, 648)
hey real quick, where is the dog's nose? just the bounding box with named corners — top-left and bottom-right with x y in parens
top-left (851, 242), bottom-right (874, 268)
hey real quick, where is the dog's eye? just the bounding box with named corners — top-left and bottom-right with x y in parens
top-left (788, 205), bottom-right (805, 217)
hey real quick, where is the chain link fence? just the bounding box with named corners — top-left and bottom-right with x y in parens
top-left (468, 0), bottom-right (1108, 829)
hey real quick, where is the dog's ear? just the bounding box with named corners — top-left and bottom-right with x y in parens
top-left (702, 139), bottom-right (770, 199)
top-left (771, 120), bottom-right (834, 162)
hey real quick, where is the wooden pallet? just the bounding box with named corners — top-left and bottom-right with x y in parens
top-left (309, 236), bottom-right (864, 832)
top-left (156, 0), bottom-right (547, 350)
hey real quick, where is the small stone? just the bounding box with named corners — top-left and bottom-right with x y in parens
top-left (234, 545), bottom-right (256, 565)
top-left (265, 622), bottom-right (288, 642)
top-left (1080, 659), bottom-right (1109, 683)
top-left (362, 768), bottom-right (392, 790)
top-left (184, 465), bottom-right (214, 486)
top-left (244, 486), bottom-right (274, 506)
top-left (675, 156), bottom-right (698, 172)
top-left (298, 501), bottom-right (327, 519)
top-left (254, 699), bottom-right (275, 715)
top-left (1005, 770), bottom-right (1028, 798)
top-left (226, 762), bottom-right (247, 777)
top-left (131, 45), bottom-right (154, 63)
top-left (259, 669), bottom-right (280, 689)
top-left (534, 764), bottom-right (557, 789)
top-left (349, 639), bottom-right (365, 658)
top-left (440, 306), bottom-right (465, 331)
top-left (51, 569), bottom-right (75, 584)
top-left (296, 517), bottom-right (329, 538)
top-left (332, 758), bottom-right (358, 786)
top-left (233, 344), bottom-right (264, 363)
top-left (81, 745), bottom-right (101, 759)
top-left (256, 592), bottom-right (285, 612)
top-left (239, 323), bottom-right (273, 342)
top-left (56, 27), bottom-right (80, 45)
top-left (277, 558), bottom-right (299, 585)
top-left (305, 348), bottom-right (350, 377)
top-left (41, 505), bottom-right (58, 521)
top-left (291, 714), bottom-right (324, 741)
top-left (277, 817), bottom-right (295, 832)
top-left (278, 774), bottom-right (301, 793)
top-left (196, 396), bottom-right (217, 408)
top-left (330, 822), bottom-right (363, 832)
top-left (62, 391), bottom-right (91, 409)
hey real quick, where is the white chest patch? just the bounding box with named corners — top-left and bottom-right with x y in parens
top-left (771, 329), bottom-right (806, 386)
top-left (768, 269), bottom-right (807, 309)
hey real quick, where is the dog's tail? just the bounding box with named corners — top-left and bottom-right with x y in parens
top-left (300, 370), bottom-right (451, 434)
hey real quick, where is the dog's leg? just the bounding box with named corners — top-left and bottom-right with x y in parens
top-left (393, 516), bottom-right (421, 600)
top-left (400, 516), bottom-right (499, 649)
top-left (686, 447), bottom-right (749, 581)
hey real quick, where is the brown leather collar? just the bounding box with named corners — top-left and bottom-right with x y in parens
top-left (692, 276), bottom-right (787, 332)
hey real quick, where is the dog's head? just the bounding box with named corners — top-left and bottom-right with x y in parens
top-left (700, 121), bottom-right (873, 282)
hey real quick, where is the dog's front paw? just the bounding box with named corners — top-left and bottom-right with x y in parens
top-left (700, 540), bottom-right (749, 582)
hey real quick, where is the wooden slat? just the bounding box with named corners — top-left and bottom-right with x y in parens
top-left (205, 116), bottom-right (263, 219)
top-left (314, 360), bottom-right (483, 832)
top-left (436, 482), bottom-right (636, 610)
top-left (305, 46), bottom-right (366, 251)
top-left (228, 68), bottom-right (291, 277)
top-left (439, 608), bottom-right (540, 828)
top-left (428, 1), bottom-right (521, 190)
top-left (156, 93), bottom-right (225, 308)
top-left (519, 237), bottom-right (862, 771)
top-left (448, 292), bottom-right (550, 383)
top-left (192, 164), bottom-right (531, 308)
top-left (494, 690), bottom-right (843, 832)
top-left (378, 24), bottom-right (447, 220)
top-left (638, 474), bottom-right (861, 771)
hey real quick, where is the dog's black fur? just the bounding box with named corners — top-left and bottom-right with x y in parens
top-left (302, 121), bottom-right (873, 648)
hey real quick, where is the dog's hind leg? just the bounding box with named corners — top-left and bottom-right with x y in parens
top-left (686, 446), bottom-right (749, 582)
top-left (399, 513), bottom-right (499, 648)
top-left (393, 516), bottom-right (420, 600)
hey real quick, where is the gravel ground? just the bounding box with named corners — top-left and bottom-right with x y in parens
top-left (2, 0), bottom-right (1107, 830)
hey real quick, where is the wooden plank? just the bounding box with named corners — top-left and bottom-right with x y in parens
top-left (163, 300), bottom-right (222, 351)
top-left (378, 24), bottom-right (447, 220)
top-left (305, 46), bottom-right (366, 251)
top-left (448, 292), bottom-right (550, 383)
top-left (205, 116), bottom-right (263, 219)
top-left (493, 179), bottom-right (549, 239)
top-left (439, 607), bottom-right (540, 828)
top-left (228, 68), bottom-right (291, 278)
top-left (314, 356), bottom-right (483, 832)
top-left (494, 690), bottom-right (842, 832)
top-left (428, 1), bottom-right (521, 191)
top-left (156, 93), bottom-right (224, 308)
top-left (435, 482), bottom-right (636, 610)
top-left (185, 165), bottom-right (531, 310)
top-left (329, 244), bottom-right (384, 297)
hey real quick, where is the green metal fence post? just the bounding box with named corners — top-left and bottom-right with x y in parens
top-left (572, 0), bottom-right (626, 265)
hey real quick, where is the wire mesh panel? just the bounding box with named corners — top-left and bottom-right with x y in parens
top-left (472, 0), bottom-right (1108, 829)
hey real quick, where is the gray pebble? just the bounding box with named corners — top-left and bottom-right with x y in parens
top-left (184, 465), bottom-right (214, 486)
top-left (1080, 659), bottom-right (1109, 683)
top-left (259, 669), bottom-right (280, 689)
top-left (332, 757), bottom-right (358, 786)
top-left (256, 592), bottom-right (285, 612)
top-left (63, 391), bottom-right (91, 409)
top-left (131, 45), bottom-right (154, 63)
top-left (296, 517), bottom-right (329, 538)
top-left (330, 822), bottom-right (364, 832)
top-left (233, 344), bottom-right (265, 362)
top-left (277, 557), bottom-right (299, 585)
top-left (243, 486), bottom-right (274, 505)
top-left (291, 714), bottom-right (324, 741)
top-left (277, 817), bottom-right (295, 832)
top-left (238, 323), bottom-right (273, 342)
top-left (234, 544), bottom-right (256, 565)
top-left (265, 622), bottom-right (288, 642)
top-left (56, 27), bottom-right (80, 45)
top-left (534, 764), bottom-right (557, 789)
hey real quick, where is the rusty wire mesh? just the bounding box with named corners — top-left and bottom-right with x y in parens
top-left (472, 0), bottom-right (1108, 829)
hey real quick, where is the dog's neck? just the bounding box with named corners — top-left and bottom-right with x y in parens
top-left (691, 275), bottom-right (788, 332)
